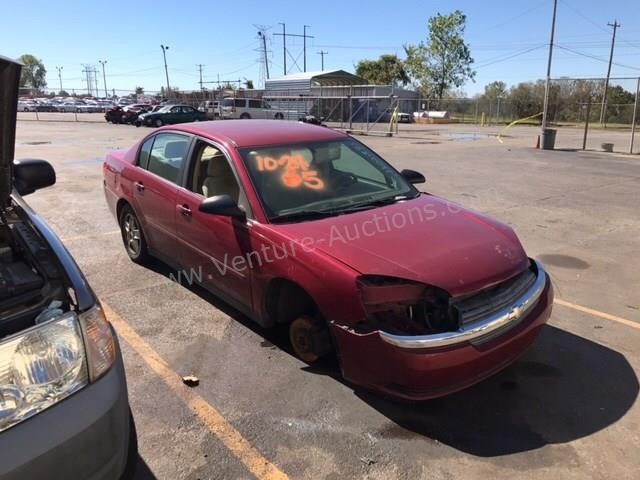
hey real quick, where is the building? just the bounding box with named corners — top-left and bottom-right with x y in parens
top-left (264, 70), bottom-right (418, 120)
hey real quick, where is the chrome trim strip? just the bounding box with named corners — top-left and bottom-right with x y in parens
top-left (378, 260), bottom-right (548, 349)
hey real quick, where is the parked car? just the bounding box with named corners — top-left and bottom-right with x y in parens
top-left (105, 105), bottom-right (151, 124)
top-left (220, 98), bottom-right (289, 120)
top-left (122, 103), bottom-right (151, 113)
top-left (58, 100), bottom-right (85, 113)
top-left (198, 100), bottom-right (221, 120)
top-left (103, 119), bottom-right (553, 401)
top-left (0, 55), bottom-right (137, 479)
top-left (135, 104), bottom-right (206, 127)
top-left (17, 101), bottom-right (37, 112)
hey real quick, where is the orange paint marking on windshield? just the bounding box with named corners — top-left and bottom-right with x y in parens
top-left (256, 154), bottom-right (325, 190)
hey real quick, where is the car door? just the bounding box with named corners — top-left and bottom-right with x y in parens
top-left (174, 138), bottom-right (253, 308)
top-left (129, 132), bottom-right (191, 261)
top-left (181, 105), bottom-right (196, 123)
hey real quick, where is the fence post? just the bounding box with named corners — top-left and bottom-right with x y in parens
top-left (348, 93), bottom-right (353, 130)
top-left (583, 100), bottom-right (592, 150)
top-left (630, 78), bottom-right (639, 154)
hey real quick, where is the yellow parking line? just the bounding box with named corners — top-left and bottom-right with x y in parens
top-left (554, 298), bottom-right (640, 330)
top-left (101, 301), bottom-right (289, 480)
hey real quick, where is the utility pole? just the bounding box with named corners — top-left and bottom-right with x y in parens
top-left (55, 66), bottom-right (63, 92)
top-left (317, 50), bottom-right (328, 71)
top-left (303, 25), bottom-right (310, 72)
top-left (600, 20), bottom-right (621, 125)
top-left (98, 60), bottom-right (108, 98)
top-left (81, 65), bottom-right (92, 95)
top-left (258, 30), bottom-right (270, 79)
top-left (160, 45), bottom-right (171, 97)
top-left (274, 24), bottom-right (315, 76)
top-left (541, 0), bottom-right (558, 132)
top-left (94, 67), bottom-right (99, 97)
top-left (197, 64), bottom-right (205, 91)
top-left (279, 23), bottom-right (286, 75)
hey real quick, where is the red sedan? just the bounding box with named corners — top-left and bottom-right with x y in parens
top-left (103, 120), bottom-right (553, 401)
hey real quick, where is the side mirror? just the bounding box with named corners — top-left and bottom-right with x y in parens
top-left (199, 194), bottom-right (245, 218)
top-left (13, 159), bottom-right (56, 195)
top-left (400, 169), bottom-right (426, 184)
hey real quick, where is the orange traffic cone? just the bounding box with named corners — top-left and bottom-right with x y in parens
top-left (535, 135), bottom-right (540, 149)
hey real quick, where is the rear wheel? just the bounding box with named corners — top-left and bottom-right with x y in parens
top-left (119, 206), bottom-right (148, 263)
top-left (275, 112), bottom-right (284, 120)
top-left (240, 113), bottom-right (251, 119)
top-left (155, 118), bottom-right (163, 127)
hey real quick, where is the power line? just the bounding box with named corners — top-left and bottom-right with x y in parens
top-left (474, 44), bottom-right (547, 69)
top-left (556, 45), bottom-right (640, 71)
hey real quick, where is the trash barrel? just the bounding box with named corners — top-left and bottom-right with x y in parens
top-left (541, 128), bottom-right (557, 150)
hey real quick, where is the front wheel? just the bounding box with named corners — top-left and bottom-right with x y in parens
top-left (240, 113), bottom-right (251, 119)
top-left (275, 112), bottom-right (284, 120)
top-left (119, 206), bottom-right (149, 263)
top-left (155, 118), bottom-right (163, 127)
top-left (289, 315), bottom-right (332, 363)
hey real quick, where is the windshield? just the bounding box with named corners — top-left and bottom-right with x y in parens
top-left (239, 138), bottom-right (418, 222)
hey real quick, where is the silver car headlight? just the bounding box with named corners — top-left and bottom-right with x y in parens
top-left (0, 305), bottom-right (116, 432)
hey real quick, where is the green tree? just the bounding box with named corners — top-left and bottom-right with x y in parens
top-left (244, 79), bottom-right (254, 89)
top-left (18, 54), bottom-right (47, 91)
top-left (58, 90), bottom-right (69, 97)
top-left (404, 10), bottom-right (475, 99)
top-left (482, 81), bottom-right (507, 102)
top-left (135, 86), bottom-right (144, 95)
top-left (355, 54), bottom-right (410, 86)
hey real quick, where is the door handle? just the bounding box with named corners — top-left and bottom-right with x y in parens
top-left (134, 181), bottom-right (145, 192)
top-left (177, 204), bottom-right (192, 217)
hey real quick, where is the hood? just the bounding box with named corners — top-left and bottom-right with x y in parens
top-left (0, 55), bottom-right (21, 207)
top-left (274, 194), bottom-right (529, 297)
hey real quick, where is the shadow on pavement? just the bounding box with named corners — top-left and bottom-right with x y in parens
top-left (132, 455), bottom-right (157, 479)
top-left (356, 325), bottom-right (638, 456)
top-left (143, 259), bottom-right (638, 457)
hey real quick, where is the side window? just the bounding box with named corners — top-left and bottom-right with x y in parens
top-left (138, 136), bottom-right (155, 169)
top-left (170, 106), bottom-right (180, 113)
top-left (189, 141), bottom-right (251, 216)
top-left (182, 106), bottom-right (193, 113)
top-left (234, 99), bottom-right (246, 108)
top-left (146, 133), bottom-right (190, 184)
top-left (248, 99), bottom-right (261, 109)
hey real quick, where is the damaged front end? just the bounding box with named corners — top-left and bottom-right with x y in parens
top-left (330, 260), bottom-right (552, 400)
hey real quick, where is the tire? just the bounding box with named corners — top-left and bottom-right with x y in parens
top-left (119, 206), bottom-right (149, 264)
top-left (240, 113), bottom-right (251, 119)
top-left (23, 107), bottom-right (29, 112)
top-left (275, 112), bottom-right (284, 120)
top-left (135, 120), bottom-right (141, 128)
top-left (289, 315), bottom-right (332, 363)
top-left (155, 118), bottom-right (163, 127)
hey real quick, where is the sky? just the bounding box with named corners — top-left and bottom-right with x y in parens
top-left (3, 0), bottom-right (640, 96)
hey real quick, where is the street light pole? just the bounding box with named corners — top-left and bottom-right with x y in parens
top-left (98, 60), bottom-right (108, 98)
top-left (161, 45), bottom-right (171, 98)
